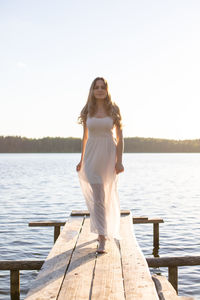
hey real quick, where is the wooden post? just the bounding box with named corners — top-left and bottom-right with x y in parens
top-left (153, 223), bottom-right (159, 248)
top-left (54, 226), bottom-right (61, 243)
top-left (152, 246), bottom-right (159, 257)
top-left (168, 266), bottom-right (178, 292)
top-left (132, 217), bottom-right (163, 249)
top-left (10, 269), bottom-right (20, 300)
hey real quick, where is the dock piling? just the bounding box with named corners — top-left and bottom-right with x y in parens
top-left (10, 269), bottom-right (20, 300)
top-left (168, 266), bottom-right (178, 292)
top-left (153, 223), bottom-right (159, 248)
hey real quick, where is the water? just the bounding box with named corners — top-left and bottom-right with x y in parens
top-left (0, 153), bottom-right (200, 299)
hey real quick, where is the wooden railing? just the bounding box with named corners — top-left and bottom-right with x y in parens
top-left (0, 260), bottom-right (44, 300)
top-left (29, 221), bottom-right (66, 243)
top-left (2, 215), bottom-right (198, 298)
top-left (132, 216), bottom-right (164, 248)
top-left (29, 215), bottom-right (164, 248)
top-left (1, 256), bottom-right (200, 299)
top-left (146, 256), bottom-right (200, 293)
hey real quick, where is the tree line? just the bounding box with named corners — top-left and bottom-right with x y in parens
top-left (0, 136), bottom-right (200, 153)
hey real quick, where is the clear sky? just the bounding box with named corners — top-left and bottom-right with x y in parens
top-left (1, 0), bottom-right (200, 140)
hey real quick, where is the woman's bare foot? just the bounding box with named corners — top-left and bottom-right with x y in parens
top-left (97, 235), bottom-right (107, 253)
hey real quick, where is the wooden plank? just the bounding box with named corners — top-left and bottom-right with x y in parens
top-left (0, 260), bottom-right (44, 270)
top-left (29, 221), bottom-right (66, 227)
top-left (148, 218), bottom-right (164, 223)
top-left (120, 214), bottom-right (159, 300)
top-left (152, 275), bottom-right (195, 300)
top-left (57, 217), bottom-right (98, 299)
top-left (132, 216), bottom-right (148, 223)
top-left (133, 218), bottom-right (164, 224)
top-left (71, 210), bottom-right (131, 216)
top-left (146, 256), bottom-right (200, 267)
top-left (25, 217), bottom-right (84, 300)
top-left (152, 274), bottom-right (177, 299)
top-left (91, 238), bottom-right (125, 299)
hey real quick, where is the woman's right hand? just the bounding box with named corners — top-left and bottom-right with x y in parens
top-left (76, 161), bottom-right (82, 172)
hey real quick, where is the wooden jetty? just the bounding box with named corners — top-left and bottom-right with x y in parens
top-left (25, 210), bottom-right (159, 299)
top-left (0, 210), bottom-right (197, 299)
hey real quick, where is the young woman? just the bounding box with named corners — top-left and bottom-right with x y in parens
top-left (76, 77), bottom-right (124, 253)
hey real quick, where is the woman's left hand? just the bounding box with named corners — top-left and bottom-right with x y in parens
top-left (115, 162), bottom-right (124, 174)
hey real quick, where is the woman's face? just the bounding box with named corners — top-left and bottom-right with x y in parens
top-left (93, 79), bottom-right (107, 100)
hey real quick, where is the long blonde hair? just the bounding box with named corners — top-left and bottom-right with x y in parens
top-left (78, 77), bottom-right (122, 129)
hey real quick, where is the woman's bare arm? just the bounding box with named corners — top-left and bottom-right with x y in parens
top-left (76, 123), bottom-right (88, 171)
top-left (80, 123), bottom-right (88, 163)
top-left (115, 125), bottom-right (124, 174)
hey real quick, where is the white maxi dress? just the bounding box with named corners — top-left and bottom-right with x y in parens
top-left (78, 116), bottom-right (121, 240)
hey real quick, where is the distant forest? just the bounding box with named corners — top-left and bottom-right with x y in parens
top-left (1, 136), bottom-right (200, 153)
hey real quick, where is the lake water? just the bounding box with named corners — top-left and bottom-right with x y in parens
top-left (0, 153), bottom-right (200, 299)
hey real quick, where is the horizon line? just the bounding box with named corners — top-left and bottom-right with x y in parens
top-left (1, 135), bottom-right (200, 142)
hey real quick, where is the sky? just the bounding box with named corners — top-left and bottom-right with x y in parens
top-left (0, 0), bottom-right (200, 140)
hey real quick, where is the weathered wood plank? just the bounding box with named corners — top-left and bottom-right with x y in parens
top-left (148, 218), bottom-right (164, 223)
top-left (71, 210), bottom-right (131, 216)
top-left (146, 256), bottom-right (200, 267)
top-left (91, 238), bottom-right (125, 299)
top-left (133, 218), bottom-right (164, 224)
top-left (120, 214), bottom-right (159, 300)
top-left (29, 221), bottom-right (66, 227)
top-left (0, 260), bottom-right (44, 270)
top-left (57, 217), bottom-right (97, 299)
top-left (132, 216), bottom-right (148, 223)
top-left (25, 217), bottom-right (84, 300)
top-left (152, 275), bottom-right (195, 300)
top-left (152, 274), bottom-right (177, 300)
